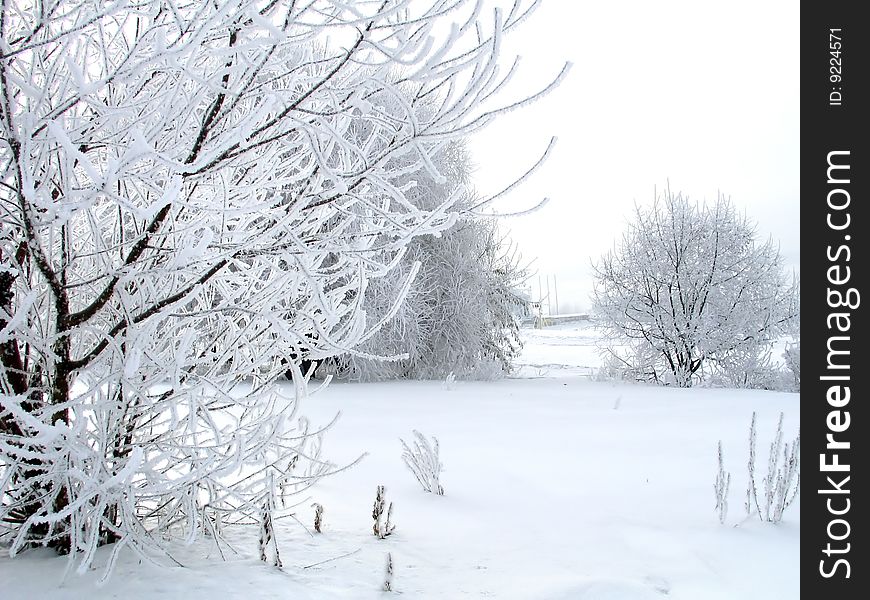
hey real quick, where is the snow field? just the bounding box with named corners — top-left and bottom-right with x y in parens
top-left (0, 324), bottom-right (799, 599)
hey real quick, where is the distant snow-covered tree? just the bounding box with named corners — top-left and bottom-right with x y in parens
top-left (329, 140), bottom-right (529, 381)
top-left (782, 341), bottom-right (800, 392)
top-left (592, 188), bottom-right (799, 387)
top-left (0, 0), bottom-right (566, 573)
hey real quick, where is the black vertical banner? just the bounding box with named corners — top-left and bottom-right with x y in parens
top-left (803, 3), bottom-right (867, 597)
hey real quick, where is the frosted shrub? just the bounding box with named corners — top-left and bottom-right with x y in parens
top-left (383, 552), bottom-right (394, 592)
top-left (593, 350), bottom-right (631, 382)
top-left (744, 412), bottom-right (800, 523)
top-left (761, 414), bottom-right (800, 523)
top-left (400, 431), bottom-right (445, 495)
top-left (714, 441), bottom-right (731, 524)
top-left (745, 413), bottom-right (761, 518)
top-left (713, 345), bottom-right (778, 390)
top-left (595, 345), bottom-right (659, 383)
top-left (372, 486), bottom-right (395, 539)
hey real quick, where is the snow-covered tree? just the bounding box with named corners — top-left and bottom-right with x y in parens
top-left (592, 188), bottom-right (799, 387)
top-left (782, 341), bottom-right (800, 392)
top-left (0, 0), bottom-right (566, 572)
top-left (407, 216), bottom-right (527, 379)
top-left (327, 140), bottom-right (529, 380)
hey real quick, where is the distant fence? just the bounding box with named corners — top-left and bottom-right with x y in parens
top-left (520, 314), bottom-right (591, 327)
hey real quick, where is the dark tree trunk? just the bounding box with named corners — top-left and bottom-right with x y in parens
top-left (284, 357), bottom-right (319, 380)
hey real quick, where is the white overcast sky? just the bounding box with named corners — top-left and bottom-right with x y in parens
top-left (467, 0), bottom-right (800, 312)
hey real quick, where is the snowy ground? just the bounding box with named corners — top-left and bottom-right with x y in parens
top-left (512, 320), bottom-right (605, 378)
top-left (0, 323), bottom-right (799, 599)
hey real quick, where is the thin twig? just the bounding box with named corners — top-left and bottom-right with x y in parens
top-left (302, 548), bottom-right (361, 570)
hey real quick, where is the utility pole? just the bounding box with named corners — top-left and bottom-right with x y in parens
top-left (545, 276), bottom-right (551, 318)
top-left (553, 274), bottom-right (559, 316)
